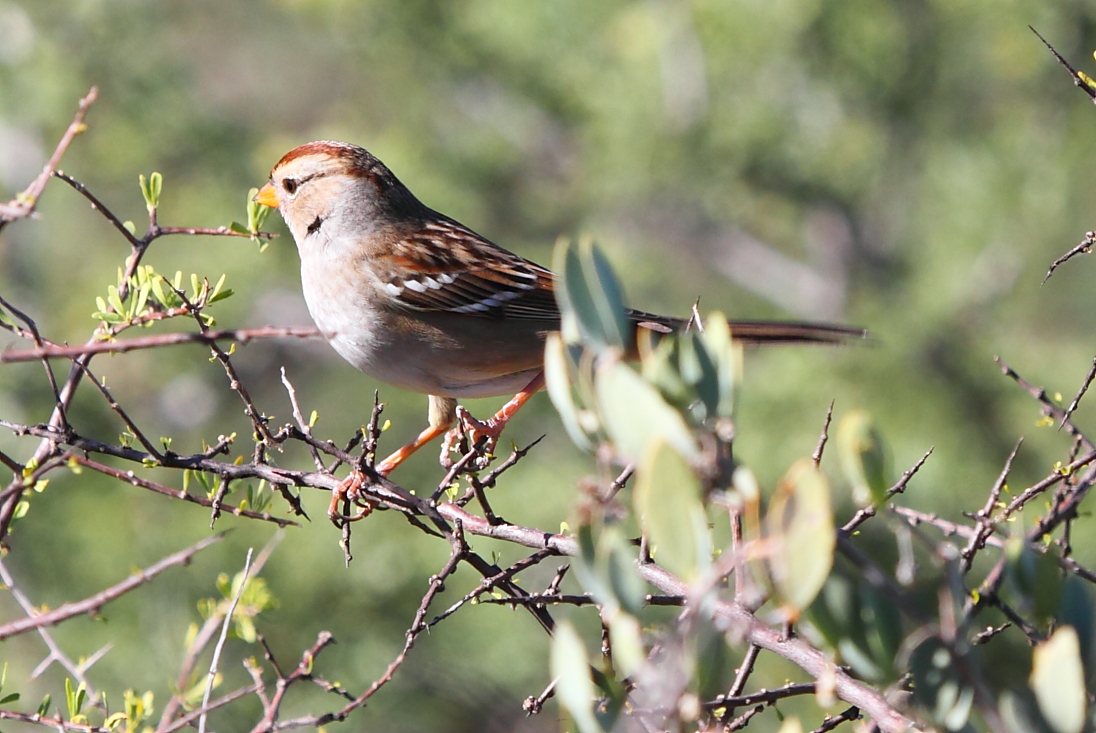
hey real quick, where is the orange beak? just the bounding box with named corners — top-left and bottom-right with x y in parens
top-left (253, 182), bottom-right (280, 208)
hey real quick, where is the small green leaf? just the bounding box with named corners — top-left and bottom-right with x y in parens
top-left (65, 678), bottom-right (86, 720)
top-left (766, 458), bottom-right (835, 616)
top-left (602, 528), bottom-right (644, 616)
top-left (808, 575), bottom-right (886, 681)
top-left (551, 621), bottom-right (603, 733)
top-left (859, 583), bottom-right (902, 681)
top-left (607, 613), bottom-right (644, 678)
top-left (701, 313), bottom-right (739, 418)
top-left (139, 172), bottom-right (162, 213)
top-left (836, 410), bottom-right (888, 506)
top-left (229, 221), bottom-right (249, 234)
top-left (151, 276), bottom-right (170, 307)
top-left (235, 615), bottom-right (257, 643)
top-left (1005, 538), bottom-right (1063, 625)
top-left (544, 333), bottom-right (594, 450)
top-left (634, 439), bottom-right (710, 582)
top-left (106, 285), bottom-right (126, 316)
top-left (1032, 626), bottom-right (1086, 733)
top-left (0, 692), bottom-right (19, 704)
top-left (571, 523), bottom-right (612, 609)
top-left (210, 273), bottom-right (227, 300)
top-left (246, 187), bottom-right (271, 233)
top-left (150, 172), bottom-right (162, 207)
top-left (37, 693), bottom-right (51, 717)
top-left (133, 280), bottom-right (151, 318)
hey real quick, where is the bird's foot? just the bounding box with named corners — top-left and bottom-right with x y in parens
top-left (441, 406), bottom-right (506, 471)
top-left (327, 470), bottom-right (376, 525)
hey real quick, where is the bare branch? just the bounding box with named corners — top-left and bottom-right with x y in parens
top-left (0, 87), bottom-right (98, 227)
top-left (812, 400), bottom-right (835, 467)
top-left (0, 533), bottom-right (224, 640)
top-left (0, 326), bottom-right (322, 363)
top-left (199, 548), bottom-right (253, 733)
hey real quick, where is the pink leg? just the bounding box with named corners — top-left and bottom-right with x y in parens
top-left (443, 372), bottom-right (545, 466)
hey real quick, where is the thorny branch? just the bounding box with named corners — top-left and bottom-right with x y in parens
top-left (0, 534), bottom-right (225, 641)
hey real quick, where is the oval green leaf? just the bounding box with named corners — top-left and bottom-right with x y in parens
top-left (634, 438), bottom-right (710, 582)
top-left (766, 458), bottom-right (835, 615)
top-left (836, 410), bottom-right (888, 506)
top-left (551, 621), bottom-right (603, 733)
top-left (1031, 626), bottom-right (1086, 733)
top-left (595, 359), bottom-right (698, 461)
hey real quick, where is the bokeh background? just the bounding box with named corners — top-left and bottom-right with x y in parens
top-left (2, 1), bottom-right (1096, 730)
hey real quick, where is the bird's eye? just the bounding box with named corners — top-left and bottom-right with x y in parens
top-left (283, 177), bottom-right (299, 196)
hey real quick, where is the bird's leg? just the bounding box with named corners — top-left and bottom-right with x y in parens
top-left (327, 396), bottom-right (458, 524)
top-left (444, 372), bottom-right (545, 470)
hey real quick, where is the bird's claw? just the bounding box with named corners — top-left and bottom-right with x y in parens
top-left (327, 470), bottom-right (376, 525)
top-left (441, 406), bottom-right (503, 471)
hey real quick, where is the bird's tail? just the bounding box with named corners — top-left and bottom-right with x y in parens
top-left (629, 310), bottom-right (868, 346)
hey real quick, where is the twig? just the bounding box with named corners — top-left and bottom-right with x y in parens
top-left (1060, 355), bottom-right (1096, 429)
top-left (1030, 27), bottom-right (1096, 102)
top-left (0, 87), bottom-right (98, 227)
top-left (972, 622), bottom-right (1012, 645)
top-left (728, 644), bottom-right (761, 698)
top-left (601, 463), bottom-right (636, 503)
top-left (475, 593), bottom-right (684, 607)
top-left (1043, 231), bottom-right (1095, 283)
top-left (245, 632), bottom-right (338, 733)
top-left (199, 548), bottom-right (253, 733)
top-left (1000, 449), bottom-right (1096, 520)
top-left (959, 438), bottom-right (1022, 573)
top-left (427, 548), bottom-right (555, 628)
top-left (157, 683), bottom-right (262, 733)
top-left (174, 287), bottom-right (276, 445)
top-left (841, 447), bottom-right (933, 534)
top-left (811, 706), bottom-right (862, 733)
top-left (724, 705), bottom-right (764, 731)
top-left (0, 294), bottom-right (66, 421)
top-left (0, 559), bottom-right (108, 704)
top-left (996, 357), bottom-right (1095, 451)
top-left (306, 530), bottom-right (469, 727)
top-left (0, 709), bottom-right (114, 732)
top-left (522, 679), bottom-right (556, 715)
top-left (75, 362), bottom-right (164, 461)
top-left (281, 367), bottom-right (325, 470)
top-left (0, 533), bottom-right (224, 639)
top-left (157, 534), bottom-right (283, 729)
top-left (0, 326), bottom-right (322, 363)
top-left (705, 681), bottom-right (817, 710)
top-left (812, 400), bottom-right (835, 467)
top-left (71, 455), bottom-right (297, 527)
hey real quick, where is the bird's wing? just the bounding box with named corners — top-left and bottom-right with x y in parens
top-left (372, 215), bottom-right (561, 322)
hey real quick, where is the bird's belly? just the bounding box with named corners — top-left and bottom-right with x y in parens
top-left (301, 271), bottom-right (547, 398)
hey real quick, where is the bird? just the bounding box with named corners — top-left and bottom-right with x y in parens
top-left (253, 141), bottom-right (865, 522)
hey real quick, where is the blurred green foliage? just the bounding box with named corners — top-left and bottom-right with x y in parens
top-left (3, 0), bottom-right (1096, 730)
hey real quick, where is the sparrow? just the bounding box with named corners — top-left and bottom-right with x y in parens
top-left (254, 141), bottom-right (864, 520)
